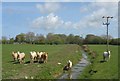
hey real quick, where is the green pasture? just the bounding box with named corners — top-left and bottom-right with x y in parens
top-left (79, 45), bottom-right (118, 79)
top-left (2, 44), bottom-right (81, 79)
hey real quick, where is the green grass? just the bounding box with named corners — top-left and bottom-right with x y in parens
top-left (0, 44), bottom-right (2, 80)
top-left (2, 44), bottom-right (81, 79)
top-left (79, 45), bottom-right (118, 79)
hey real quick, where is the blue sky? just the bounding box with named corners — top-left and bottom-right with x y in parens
top-left (2, 2), bottom-right (118, 39)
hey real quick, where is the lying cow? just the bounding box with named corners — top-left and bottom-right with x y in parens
top-left (30, 51), bottom-right (37, 63)
top-left (63, 60), bottom-right (72, 72)
top-left (103, 51), bottom-right (111, 61)
top-left (12, 51), bottom-right (18, 62)
top-left (17, 51), bottom-right (25, 64)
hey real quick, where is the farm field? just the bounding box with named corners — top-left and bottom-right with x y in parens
top-left (79, 45), bottom-right (118, 79)
top-left (2, 44), bottom-right (81, 79)
top-left (0, 44), bottom-right (2, 80)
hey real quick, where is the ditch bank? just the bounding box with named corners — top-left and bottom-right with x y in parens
top-left (58, 50), bottom-right (90, 79)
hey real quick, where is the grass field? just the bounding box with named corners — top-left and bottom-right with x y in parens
top-left (79, 45), bottom-right (118, 79)
top-left (0, 44), bottom-right (2, 80)
top-left (2, 44), bottom-right (81, 79)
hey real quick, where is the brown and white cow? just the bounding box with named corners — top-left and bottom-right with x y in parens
top-left (40, 52), bottom-right (48, 63)
top-left (37, 51), bottom-right (45, 63)
top-left (12, 51), bottom-right (18, 62)
top-left (63, 60), bottom-right (72, 72)
top-left (17, 51), bottom-right (25, 64)
top-left (30, 51), bottom-right (37, 63)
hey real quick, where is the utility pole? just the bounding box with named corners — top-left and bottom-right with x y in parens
top-left (102, 16), bottom-right (113, 52)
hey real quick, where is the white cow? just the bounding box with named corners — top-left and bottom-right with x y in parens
top-left (103, 51), bottom-right (111, 61)
top-left (17, 51), bottom-right (25, 64)
top-left (30, 51), bottom-right (37, 63)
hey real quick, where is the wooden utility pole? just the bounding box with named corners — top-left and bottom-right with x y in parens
top-left (102, 16), bottom-right (113, 52)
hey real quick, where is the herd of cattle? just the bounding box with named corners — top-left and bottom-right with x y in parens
top-left (12, 45), bottom-right (110, 75)
top-left (12, 51), bottom-right (73, 71)
top-left (12, 51), bottom-right (48, 64)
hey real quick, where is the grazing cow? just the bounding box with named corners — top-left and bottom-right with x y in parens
top-left (12, 51), bottom-right (18, 62)
top-left (103, 51), bottom-right (111, 61)
top-left (17, 51), bottom-right (25, 64)
top-left (37, 52), bottom-right (45, 63)
top-left (63, 60), bottom-right (72, 72)
top-left (41, 52), bottom-right (48, 63)
top-left (30, 51), bottom-right (37, 63)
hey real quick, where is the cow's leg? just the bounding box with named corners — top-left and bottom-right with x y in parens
top-left (14, 58), bottom-right (15, 61)
top-left (19, 60), bottom-right (22, 64)
top-left (103, 56), bottom-right (105, 61)
top-left (22, 57), bottom-right (25, 64)
top-left (30, 59), bottom-right (33, 64)
top-left (38, 58), bottom-right (41, 63)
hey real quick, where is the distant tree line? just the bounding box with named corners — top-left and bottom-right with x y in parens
top-left (1, 32), bottom-right (120, 45)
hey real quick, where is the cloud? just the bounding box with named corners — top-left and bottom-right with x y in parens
top-left (77, 2), bottom-right (118, 29)
top-left (32, 13), bottom-right (64, 30)
top-left (32, 2), bottom-right (118, 34)
top-left (36, 2), bottom-right (61, 14)
top-left (32, 13), bottom-right (80, 31)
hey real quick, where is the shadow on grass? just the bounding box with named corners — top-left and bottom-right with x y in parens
top-left (9, 60), bottom-right (45, 64)
top-left (99, 60), bottom-right (106, 63)
top-left (25, 60), bottom-right (44, 64)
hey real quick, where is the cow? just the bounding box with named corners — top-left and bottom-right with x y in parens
top-left (40, 52), bottom-right (48, 63)
top-left (63, 60), bottom-right (72, 72)
top-left (12, 51), bottom-right (18, 62)
top-left (17, 51), bottom-right (25, 64)
top-left (103, 51), bottom-right (111, 61)
top-left (30, 51), bottom-right (37, 63)
top-left (37, 51), bottom-right (45, 63)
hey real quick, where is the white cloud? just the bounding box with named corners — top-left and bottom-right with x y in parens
top-left (32, 2), bottom-right (118, 36)
top-left (32, 13), bottom-right (64, 30)
top-left (36, 2), bottom-right (61, 14)
top-left (77, 2), bottom-right (118, 29)
top-left (32, 13), bottom-right (80, 31)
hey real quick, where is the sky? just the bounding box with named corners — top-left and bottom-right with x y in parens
top-left (1, 1), bottom-right (119, 39)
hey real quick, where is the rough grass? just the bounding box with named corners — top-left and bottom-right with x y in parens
top-left (79, 45), bottom-right (118, 79)
top-left (2, 44), bottom-right (81, 79)
top-left (0, 44), bottom-right (2, 80)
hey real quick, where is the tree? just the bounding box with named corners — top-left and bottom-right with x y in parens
top-left (84, 34), bottom-right (105, 44)
top-left (52, 34), bottom-right (62, 45)
top-left (101, 35), bottom-right (113, 44)
top-left (15, 33), bottom-right (26, 43)
top-left (66, 34), bottom-right (75, 44)
top-left (110, 38), bottom-right (120, 45)
top-left (35, 34), bottom-right (45, 44)
top-left (46, 33), bottom-right (54, 45)
top-left (2, 36), bottom-right (8, 44)
top-left (84, 34), bottom-right (95, 44)
top-left (73, 35), bottom-right (82, 45)
top-left (57, 34), bottom-right (67, 44)
top-left (9, 38), bottom-right (14, 44)
top-left (25, 32), bottom-right (35, 44)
